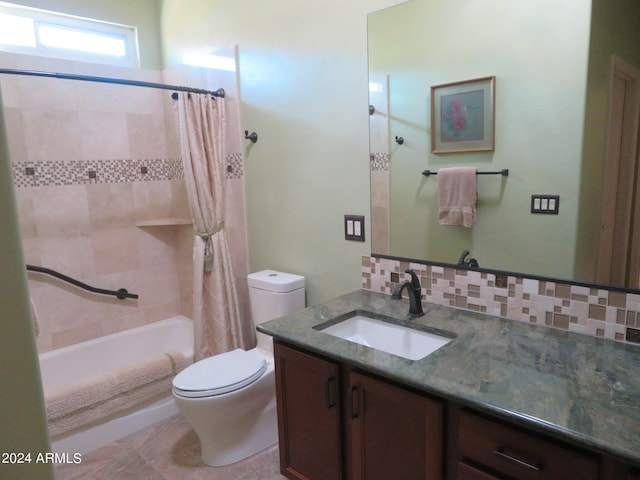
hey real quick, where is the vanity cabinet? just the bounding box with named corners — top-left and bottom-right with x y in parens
top-left (454, 410), bottom-right (599, 480)
top-left (274, 341), bottom-right (342, 480)
top-left (347, 371), bottom-right (443, 479)
top-left (273, 341), bottom-right (639, 480)
top-left (274, 342), bottom-right (444, 480)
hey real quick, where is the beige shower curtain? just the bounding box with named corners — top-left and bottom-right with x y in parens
top-left (176, 93), bottom-right (248, 361)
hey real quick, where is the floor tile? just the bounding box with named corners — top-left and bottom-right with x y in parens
top-left (54, 415), bottom-right (287, 480)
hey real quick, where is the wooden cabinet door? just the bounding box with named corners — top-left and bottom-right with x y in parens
top-left (274, 343), bottom-right (342, 480)
top-left (348, 371), bottom-right (443, 480)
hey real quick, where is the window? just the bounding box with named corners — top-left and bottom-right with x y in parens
top-left (0, 2), bottom-right (139, 66)
top-left (183, 53), bottom-right (236, 72)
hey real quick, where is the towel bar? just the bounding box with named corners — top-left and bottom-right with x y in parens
top-left (422, 169), bottom-right (509, 177)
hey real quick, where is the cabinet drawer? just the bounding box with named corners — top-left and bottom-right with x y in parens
top-left (457, 461), bottom-right (501, 480)
top-left (458, 411), bottom-right (598, 480)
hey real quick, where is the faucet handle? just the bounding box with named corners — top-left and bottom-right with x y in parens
top-left (457, 250), bottom-right (470, 265)
top-left (405, 268), bottom-right (421, 289)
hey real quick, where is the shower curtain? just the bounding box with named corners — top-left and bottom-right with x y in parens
top-left (176, 93), bottom-right (248, 360)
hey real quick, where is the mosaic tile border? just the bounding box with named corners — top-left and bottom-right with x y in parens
top-left (226, 152), bottom-right (244, 179)
top-left (362, 255), bottom-right (640, 345)
top-left (370, 152), bottom-right (389, 172)
top-left (12, 152), bottom-right (246, 187)
top-left (11, 158), bottom-right (184, 187)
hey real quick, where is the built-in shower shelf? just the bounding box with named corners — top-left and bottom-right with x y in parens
top-left (135, 218), bottom-right (193, 227)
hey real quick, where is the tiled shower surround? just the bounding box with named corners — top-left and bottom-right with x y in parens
top-left (362, 255), bottom-right (640, 344)
top-left (2, 53), bottom-right (250, 353)
top-left (1, 60), bottom-right (189, 354)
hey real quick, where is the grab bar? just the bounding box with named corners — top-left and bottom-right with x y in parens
top-left (26, 265), bottom-right (139, 300)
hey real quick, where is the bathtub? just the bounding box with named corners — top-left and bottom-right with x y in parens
top-left (38, 316), bottom-right (193, 455)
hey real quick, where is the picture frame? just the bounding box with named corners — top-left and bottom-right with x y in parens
top-left (430, 76), bottom-right (495, 153)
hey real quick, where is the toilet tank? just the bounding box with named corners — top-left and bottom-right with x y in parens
top-left (248, 270), bottom-right (305, 352)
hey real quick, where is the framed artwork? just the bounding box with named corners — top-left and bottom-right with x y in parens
top-left (430, 76), bottom-right (495, 153)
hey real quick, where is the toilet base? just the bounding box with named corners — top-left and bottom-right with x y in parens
top-left (200, 398), bottom-right (277, 467)
top-left (172, 357), bottom-right (278, 467)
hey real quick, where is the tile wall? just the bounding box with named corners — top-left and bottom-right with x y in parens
top-left (370, 153), bottom-right (389, 255)
top-left (368, 74), bottom-right (390, 255)
top-left (362, 255), bottom-right (640, 344)
top-left (2, 53), bottom-right (250, 353)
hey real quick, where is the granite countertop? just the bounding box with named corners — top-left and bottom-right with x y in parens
top-left (257, 289), bottom-right (640, 465)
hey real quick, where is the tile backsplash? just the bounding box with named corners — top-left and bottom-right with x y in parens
top-left (362, 255), bottom-right (640, 344)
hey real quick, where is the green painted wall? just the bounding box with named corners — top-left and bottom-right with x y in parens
top-left (4, 0), bottom-right (163, 69)
top-left (160, 0), bottom-right (405, 305)
top-left (0, 91), bottom-right (53, 480)
top-left (369, 0), bottom-right (591, 280)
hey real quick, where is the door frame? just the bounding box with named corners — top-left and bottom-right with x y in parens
top-left (597, 55), bottom-right (640, 287)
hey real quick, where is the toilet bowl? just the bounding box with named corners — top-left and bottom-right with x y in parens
top-left (172, 270), bottom-right (305, 466)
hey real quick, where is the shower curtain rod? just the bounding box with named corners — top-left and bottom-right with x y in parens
top-left (0, 67), bottom-right (225, 98)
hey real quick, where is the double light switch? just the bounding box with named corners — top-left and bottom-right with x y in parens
top-left (344, 215), bottom-right (365, 241)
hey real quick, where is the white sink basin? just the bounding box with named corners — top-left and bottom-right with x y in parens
top-left (317, 312), bottom-right (453, 361)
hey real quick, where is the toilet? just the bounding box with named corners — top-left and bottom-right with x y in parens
top-left (172, 270), bottom-right (305, 466)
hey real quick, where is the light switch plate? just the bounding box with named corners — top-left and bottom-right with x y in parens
top-left (344, 215), bottom-right (365, 242)
top-left (531, 194), bottom-right (560, 214)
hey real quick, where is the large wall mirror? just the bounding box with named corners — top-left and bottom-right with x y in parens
top-left (368, 0), bottom-right (640, 290)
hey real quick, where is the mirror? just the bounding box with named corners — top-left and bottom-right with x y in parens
top-left (368, 0), bottom-right (640, 289)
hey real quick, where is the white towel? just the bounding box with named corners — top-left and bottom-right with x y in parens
top-left (437, 167), bottom-right (477, 227)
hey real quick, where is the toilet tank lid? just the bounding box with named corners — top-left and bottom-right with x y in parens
top-left (248, 270), bottom-right (305, 293)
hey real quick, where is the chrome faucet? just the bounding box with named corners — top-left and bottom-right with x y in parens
top-left (392, 269), bottom-right (424, 316)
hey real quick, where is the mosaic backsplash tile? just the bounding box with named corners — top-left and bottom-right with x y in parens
top-left (362, 255), bottom-right (640, 344)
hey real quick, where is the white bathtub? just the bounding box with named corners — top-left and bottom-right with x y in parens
top-left (38, 316), bottom-right (193, 455)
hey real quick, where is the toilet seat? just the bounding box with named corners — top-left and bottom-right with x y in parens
top-left (173, 348), bottom-right (267, 398)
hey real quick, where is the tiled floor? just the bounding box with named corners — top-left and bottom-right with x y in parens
top-left (55, 414), bottom-right (287, 480)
